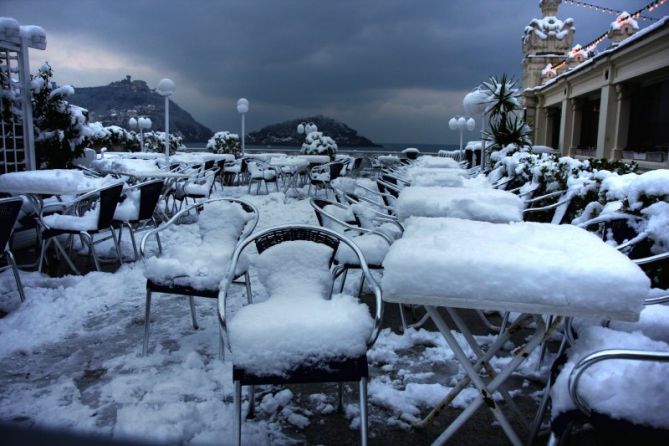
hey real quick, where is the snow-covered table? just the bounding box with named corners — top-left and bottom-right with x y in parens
top-left (404, 167), bottom-right (470, 188)
top-left (395, 186), bottom-right (524, 223)
top-left (382, 217), bottom-right (650, 446)
top-left (270, 157), bottom-right (310, 201)
top-left (170, 152), bottom-right (235, 164)
top-left (0, 169), bottom-right (115, 196)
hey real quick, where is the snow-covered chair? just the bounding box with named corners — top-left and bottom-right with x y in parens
top-left (308, 161), bottom-right (344, 198)
top-left (0, 197), bottom-right (26, 302)
top-left (112, 179), bottom-right (165, 261)
top-left (218, 225), bottom-right (383, 446)
top-left (139, 198), bottom-right (259, 356)
top-left (247, 160), bottom-right (278, 195)
top-left (171, 167), bottom-right (219, 211)
top-left (38, 182), bottom-right (125, 274)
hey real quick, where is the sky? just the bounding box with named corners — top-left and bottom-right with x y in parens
top-left (4, 0), bottom-right (667, 144)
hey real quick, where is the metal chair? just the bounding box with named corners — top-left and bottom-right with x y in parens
top-left (139, 197), bottom-right (259, 356)
top-left (112, 179), bottom-right (165, 262)
top-left (38, 182), bottom-right (125, 275)
top-left (0, 197), bottom-right (26, 302)
top-left (247, 160), bottom-right (278, 194)
top-left (308, 162), bottom-right (344, 198)
top-left (219, 225), bottom-right (383, 446)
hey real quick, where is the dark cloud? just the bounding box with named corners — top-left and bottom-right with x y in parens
top-left (4, 0), bottom-right (666, 143)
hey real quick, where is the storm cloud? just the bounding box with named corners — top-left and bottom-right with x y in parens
top-left (4, 0), bottom-right (665, 143)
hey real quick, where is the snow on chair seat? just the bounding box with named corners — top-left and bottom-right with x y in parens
top-left (140, 198), bottom-right (259, 356)
top-left (219, 225), bottom-right (383, 446)
top-left (549, 325), bottom-right (669, 444)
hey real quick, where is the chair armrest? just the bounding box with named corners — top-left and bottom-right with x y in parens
top-left (523, 190), bottom-right (565, 204)
top-left (522, 196), bottom-right (571, 215)
top-left (568, 348), bottom-right (669, 417)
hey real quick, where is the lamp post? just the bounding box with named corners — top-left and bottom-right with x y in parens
top-left (463, 87), bottom-right (489, 168)
top-left (129, 116), bottom-right (152, 152)
top-left (237, 98), bottom-right (249, 154)
top-left (449, 116), bottom-right (476, 160)
top-left (156, 78), bottom-right (175, 164)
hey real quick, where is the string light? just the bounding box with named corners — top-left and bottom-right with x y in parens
top-left (564, 0), bottom-right (659, 21)
top-left (550, 0), bottom-right (667, 71)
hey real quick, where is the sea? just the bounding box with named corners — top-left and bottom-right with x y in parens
top-left (183, 142), bottom-right (461, 155)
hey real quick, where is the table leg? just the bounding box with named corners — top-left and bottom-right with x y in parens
top-left (425, 306), bottom-right (548, 446)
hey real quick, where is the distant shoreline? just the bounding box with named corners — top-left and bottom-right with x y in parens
top-left (184, 142), bottom-right (461, 155)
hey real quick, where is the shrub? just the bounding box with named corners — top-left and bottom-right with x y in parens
top-left (207, 131), bottom-right (241, 158)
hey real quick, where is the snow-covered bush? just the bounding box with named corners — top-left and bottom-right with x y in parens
top-left (86, 123), bottom-right (140, 151)
top-left (30, 63), bottom-right (92, 168)
top-left (141, 131), bottom-right (185, 155)
top-left (207, 131), bottom-right (241, 158)
top-left (300, 131), bottom-right (337, 160)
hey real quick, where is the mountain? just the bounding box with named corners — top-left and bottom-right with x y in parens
top-left (71, 76), bottom-right (213, 141)
top-left (247, 115), bottom-right (381, 147)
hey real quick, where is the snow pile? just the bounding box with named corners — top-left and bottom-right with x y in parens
top-left (335, 232), bottom-right (391, 266)
top-left (382, 217), bottom-right (649, 318)
top-left (396, 186), bottom-right (524, 223)
top-left (42, 207), bottom-right (100, 231)
top-left (609, 302), bottom-right (669, 344)
top-left (551, 325), bottom-right (669, 429)
top-left (0, 169), bottom-right (115, 194)
top-left (113, 188), bottom-right (142, 222)
top-left (626, 169), bottom-right (669, 210)
top-left (377, 155), bottom-right (400, 166)
top-left (144, 201), bottom-right (252, 290)
top-left (413, 156), bottom-right (461, 169)
top-left (227, 241), bottom-right (373, 376)
top-left (404, 167), bottom-right (468, 188)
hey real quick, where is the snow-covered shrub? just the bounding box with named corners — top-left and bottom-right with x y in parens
top-left (30, 63), bottom-right (91, 168)
top-left (207, 131), bottom-right (241, 158)
top-left (141, 131), bottom-right (185, 155)
top-left (86, 123), bottom-right (140, 151)
top-left (300, 131), bottom-right (337, 160)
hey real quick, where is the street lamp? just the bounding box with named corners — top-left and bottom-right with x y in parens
top-left (156, 78), bottom-right (175, 163)
top-left (449, 116), bottom-right (476, 160)
top-left (463, 88), bottom-right (489, 168)
top-left (128, 116), bottom-right (152, 152)
top-left (237, 98), bottom-right (249, 154)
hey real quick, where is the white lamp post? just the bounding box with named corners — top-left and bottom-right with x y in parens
top-left (449, 116), bottom-right (476, 160)
top-left (463, 88), bottom-right (489, 169)
top-left (156, 78), bottom-right (175, 164)
top-left (237, 98), bottom-right (249, 154)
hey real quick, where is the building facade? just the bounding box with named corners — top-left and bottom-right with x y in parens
top-left (524, 15), bottom-right (669, 170)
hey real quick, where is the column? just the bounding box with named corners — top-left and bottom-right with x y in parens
top-left (534, 106), bottom-right (548, 146)
top-left (569, 98), bottom-right (583, 156)
top-left (596, 84), bottom-right (618, 159)
top-left (558, 99), bottom-right (573, 156)
top-left (612, 84), bottom-right (631, 160)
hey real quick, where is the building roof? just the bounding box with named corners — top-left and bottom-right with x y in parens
top-left (525, 15), bottom-right (669, 94)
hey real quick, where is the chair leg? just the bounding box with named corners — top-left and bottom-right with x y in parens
top-left (247, 385), bottom-right (256, 419)
top-left (38, 238), bottom-right (49, 273)
top-left (359, 377), bottom-right (368, 446)
top-left (398, 304), bottom-right (408, 332)
top-left (142, 288), bottom-right (152, 356)
top-left (53, 237), bottom-right (81, 275)
top-left (110, 226), bottom-right (123, 266)
top-left (126, 222), bottom-right (139, 261)
top-left (82, 232), bottom-right (101, 271)
top-left (153, 218), bottom-right (163, 255)
top-left (244, 272), bottom-right (253, 304)
top-left (5, 250), bottom-right (25, 303)
top-left (337, 382), bottom-right (344, 413)
top-left (339, 267), bottom-right (348, 293)
top-left (188, 296), bottom-right (199, 329)
top-left (357, 274), bottom-right (366, 298)
top-left (234, 380), bottom-right (242, 446)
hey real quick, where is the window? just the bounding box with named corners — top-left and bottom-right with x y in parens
top-left (627, 77), bottom-right (669, 162)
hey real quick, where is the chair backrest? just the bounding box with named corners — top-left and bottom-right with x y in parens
top-left (329, 162), bottom-right (344, 180)
top-left (352, 157), bottom-right (363, 171)
top-left (204, 160), bottom-right (215, 170)
top-left (311, 198), bottom-right (361, 228)
top-left (0, 197), bottom-right (23, 252)
top-left (255, 226), bottom-right (340, 255)
top-left (137, 180), bottom-right (165, 221)
top-left (97, 183), bottom-right (125, 229)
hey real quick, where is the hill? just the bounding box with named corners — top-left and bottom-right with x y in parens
top-left (71, 76), bottom-right (212, 141)
top-left (247, 115), bottom-right (381, 147)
